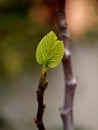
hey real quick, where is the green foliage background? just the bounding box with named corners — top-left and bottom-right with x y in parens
top-left (0, 13), bottom-right (49, 79)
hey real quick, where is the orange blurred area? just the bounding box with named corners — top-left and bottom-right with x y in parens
top-left (67, 0), bottom-right (98, 37)
top-left (29, 0), bottom-right (98, 38)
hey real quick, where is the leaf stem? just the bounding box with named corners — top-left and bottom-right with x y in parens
top-left (40, 67), bottom-right (48, 83)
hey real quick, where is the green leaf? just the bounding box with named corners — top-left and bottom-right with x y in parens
top-left (36, 31), bottom-right (64, 68)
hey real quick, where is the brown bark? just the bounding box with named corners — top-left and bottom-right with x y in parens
top-left (34, 69), bottom-right (48, 130)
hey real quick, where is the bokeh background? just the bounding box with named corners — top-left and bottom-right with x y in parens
top-left (0, 0), bottom-right (98, 130)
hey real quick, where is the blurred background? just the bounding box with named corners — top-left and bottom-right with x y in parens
top-left (0, 0), bottom-right (98, 130)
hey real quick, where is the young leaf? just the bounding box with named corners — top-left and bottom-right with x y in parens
top-left (36, 31), bottom-right (64, 68)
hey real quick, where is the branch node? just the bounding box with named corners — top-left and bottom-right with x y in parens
top-left (34, 119), bottom-right (43, 125)
top-left (43, 104), bottom-right (46, 109)
top-left (60, 107), bottom-right (72, 116)
top-left (59, 29), bottom-right (70, 39)
top-left (36, 90), bottom-right (43, 95)
top-left (38, 104), bottom-right (46, 110)
top-left (65, 49), bottom-right (71, 58)
top-left (38, 81), bottom-right (48, 92)
top-left (60, 19), bottom-right (67, 28)
top-left (66, 77), bottom-right (77, 87)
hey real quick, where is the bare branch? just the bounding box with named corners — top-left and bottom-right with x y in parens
top-left (57, 0), bottom-right (77, 130)
top-left (34, 69), bottom-right (48, 130)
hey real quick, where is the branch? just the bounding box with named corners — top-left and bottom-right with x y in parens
top-left (57, 0), bottom-right (77, 130)
top-left (34, 68), bottom-right (48, 130)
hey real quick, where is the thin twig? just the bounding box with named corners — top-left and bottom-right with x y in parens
top-left (57, 0), bottom-right (77, 130)
top-left (34, 69), bottom-right (48, 130)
